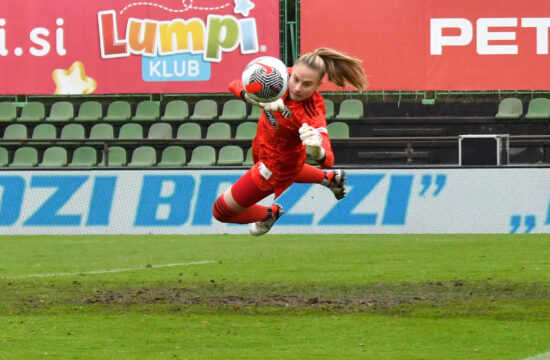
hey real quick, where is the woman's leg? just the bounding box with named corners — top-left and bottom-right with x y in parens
top-left (212, 168), bottom-right (278, 224)
top-left (294, 164), bottom-right (347, 200)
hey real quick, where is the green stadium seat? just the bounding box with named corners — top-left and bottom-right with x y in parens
top-left (158, 146), bottom-right (187, 167)
top-left (243, 147), bottom-right (254, 166)
top-left (190, 99), bottom-right (217, 121)
top-left (99, 146), bottom-right (127, 166)
top-left (133, 100), bottom-right (160, 122)
top-left (75, 101), bottom-right (102, 122)
top-left (3, 123), bottom-right (28, 145)
top-left (45, 101), bottom-right (74, 122)
top-left (324, 99), bottom-right (334, 120)
top-left (68, 146), bottom-right (97, 167)
top-left (39, 147), bottom-right (67, 167)
top-left (206, 122), bottom-right (231, 139)
top-left (327, 122), bottom-right (350, 138)
top-left (60, 123), bottom-right (85, 145)
top-left (0, 102), bottom-right (17, 122)
top-left (235, 122), bottom-right (257, 139)
top-left (495, 98), bottom-right (523, 119)
top-left (177, 122), bottom-right (202, 139)
top-left (148, 123), bottom-right (172, 139)
top-left (9, 147), bottom-right (38, 167)
top-left (335, 99), bottom-right (364, 120)
top-left (118, 123), bottom-right (143, 141)
top-left (525, 98), bottom-right (550, 120)
top-left (217, 145), bottom-right (244, 165)
top-left (161, 100), bottom-right (189, 122)
top-left (219, 99), bottom-right (247, 121)
top-left (247, 106), bottom-right (261, 120)
top-left (18, 102), bottom-right (45, 122)
top-left (188, 145), bottom-right (216, 166)
top-left (0, 147), bottom-right (8, 166)
top-left (89, 123), bottom-right (114, 141)
top-left (104, 100), bottom-right (131, 122)
top-left (128, 146), bottom-right (157, 167)
top-left (31, 123), bottom-right (56, 145)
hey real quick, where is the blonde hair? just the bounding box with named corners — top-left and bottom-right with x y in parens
top-left (295, 48), bottom-right (367, 92)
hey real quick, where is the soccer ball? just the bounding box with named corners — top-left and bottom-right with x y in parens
top-left (242, 56), bottom-right (289, 103)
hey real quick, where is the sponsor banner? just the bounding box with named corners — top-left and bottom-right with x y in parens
top-left (0, 0), bottom-right (279, 94)
top-left (301, 0), bottom-right (550, 91)
top-left (0, 169), bottom-right (548, 235)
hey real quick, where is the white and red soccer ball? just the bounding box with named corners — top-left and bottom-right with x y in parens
top-left (242, 56), bottom-right (289, 103)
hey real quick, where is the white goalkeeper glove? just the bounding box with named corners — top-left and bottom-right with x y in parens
top-left (244, 93), bottom-right (285, 112)
top-left (299, 123), bottom-right (326, 161)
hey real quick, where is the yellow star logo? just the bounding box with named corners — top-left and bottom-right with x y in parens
top-left (52, 61), bottom-right (97, 95)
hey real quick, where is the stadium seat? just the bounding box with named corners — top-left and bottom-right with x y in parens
top-left (335, 99), bottom-right (364, 120)
top-left (0, 147), bottom-right (8, 166)
top-left (31, 123), bottom-right (56, 145)
top-left (161, 100), bottom-right (189, 122)
top-left (206, 122), bottom-right (231, 139)
top-left (3, 123), bottom-right (28, 145)
top-left (243, 147), bottom-right (254, 166)
top-left (525, 98), bottom-right (550, 120)
top-left (158, 146), bottom-right (187, 167)
top-left (68, 146), bottom-right (97, 167)
top-left (39, 147), bottom-right (68, 167)
top-left (0, 102), bottom-right (17, 122)
top-left (89, 123), bottom-right (115, 141)
top-left (75, 101), bottom-right (102, 122)
top-left (133, 100), bottom-right (160, 122)
top-left (148, 123), bottom-right (172, 139)
top-left (177, 122), bottom-right (202, 139)
top-left (217, 145), bottom-right (244, 165)
top-left (324, 99), bottom-right (334, 120)
top-left (45, 101), bottom-right (74, 122)
top-left (18, 102), bottom-right (45, 122)
top-left (190, 99), bottom-right (217, 121)
top-left (219, 99), bottom-right (247, 121)
top-left (99, 146), bottom-right (127, 166)
top-left (235, 122), bottom-right (257, 139)
top-left (128, 146), bottom-right (157, 167)
top-left (60, 123), bottom-right (86, 145)
top-left (248, 106), bottom-right (261, 120)
top-left (188, 145), bottom-right (216, 166)
top-left (327, 122), bottom-right (350, 138)
top-left (104, 100), bottom-right (131, 122)
top-left (118, 123), bottom-right (143, 141)
top-left (9, 147), bottom-right (38, 167)
top-left (495, 98), bottom-right (523, 119)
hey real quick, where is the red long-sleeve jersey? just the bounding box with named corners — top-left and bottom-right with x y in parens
top-left (229, 78), bottom-right (335, 196)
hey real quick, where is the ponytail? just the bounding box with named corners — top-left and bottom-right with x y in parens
top-left (295, 48), bottom-right (367, 92)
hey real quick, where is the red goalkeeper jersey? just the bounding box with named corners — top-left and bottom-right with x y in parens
top-left (228, 78), bottom-right (335, 197)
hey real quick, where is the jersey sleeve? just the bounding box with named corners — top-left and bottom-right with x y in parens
top-left (298, 94), bottom-right (335, 168)
top-left (228, 78), bottom-right (245, 99)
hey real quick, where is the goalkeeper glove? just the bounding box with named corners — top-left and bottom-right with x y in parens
top-left (299, 123), bottom-right (325, 161)
top-left (243, 92), bottom-right (285, 112)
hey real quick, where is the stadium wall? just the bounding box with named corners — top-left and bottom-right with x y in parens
top-left (0, 168), bottom-right (547, 235)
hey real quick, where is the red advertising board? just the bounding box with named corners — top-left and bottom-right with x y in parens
top-left (0, 0), bottom-right (279, 94)
top-left (301, 0), bottom-right (550, 91)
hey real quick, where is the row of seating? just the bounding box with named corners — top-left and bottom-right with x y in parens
top-left (0, 145), bottom-right (254, 168)
top-left (495, 97), bottom-right (550, 119)
top-left (0, 98), bottom-right (365, 123)
top-left (0, 121), bottom-right (351, 144)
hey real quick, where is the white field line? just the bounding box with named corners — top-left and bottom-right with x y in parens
top-left (6, 261), bottom-right (216, 279)
top-left (520, 351), bottom-right (550, 360)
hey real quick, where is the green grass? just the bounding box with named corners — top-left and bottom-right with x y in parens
top-left (1, 234), bottom-right (550, 359)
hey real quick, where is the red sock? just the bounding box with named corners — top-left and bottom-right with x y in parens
top-left (295, 164), bottom-right (325, 184)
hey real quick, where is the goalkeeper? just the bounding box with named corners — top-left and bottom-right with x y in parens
top-left (213, 48), bottom-right (367, 236)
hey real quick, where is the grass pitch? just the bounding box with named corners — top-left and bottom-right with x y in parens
top-left (0, 234), bottom-right (549, 359)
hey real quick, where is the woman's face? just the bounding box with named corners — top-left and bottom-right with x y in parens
top-left (288, 63), bottom-right (322, 102)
